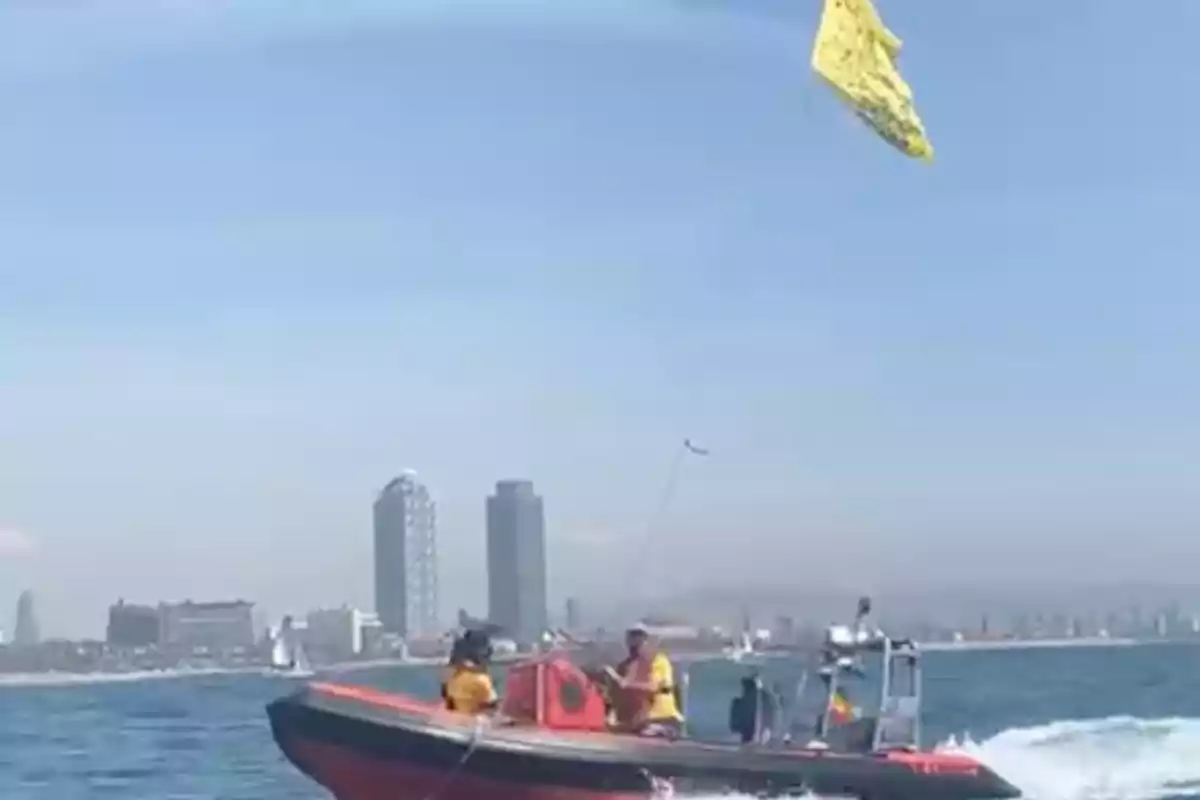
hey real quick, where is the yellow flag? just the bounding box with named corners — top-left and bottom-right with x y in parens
top-left (811, 0), bottom-right (933, 161)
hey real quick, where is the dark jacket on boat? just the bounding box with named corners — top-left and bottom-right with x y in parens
top-left (729, 675), bottom-right (777, 744)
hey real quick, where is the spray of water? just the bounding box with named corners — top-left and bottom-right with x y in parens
top-left (941, 716), bottom-right (1200, 800)
top-left (656, 717), bottom-right (1200, 800)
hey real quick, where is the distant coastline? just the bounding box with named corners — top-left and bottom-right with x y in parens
top-left (919, 636), bottom-right (1141, 652)
top-left (0, 665), bottom-right (265, 688)
top-left (3, 636), bottom-right (1197, 689)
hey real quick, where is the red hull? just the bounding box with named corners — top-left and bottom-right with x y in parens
top-left (286, 736), bottom-right (648, 800)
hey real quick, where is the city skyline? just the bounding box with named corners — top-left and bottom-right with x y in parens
top-left (4, 2), bottom-right (1200, 637)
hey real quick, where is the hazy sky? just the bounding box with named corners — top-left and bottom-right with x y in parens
top-left (3, 1), bottom-right (1199, 638)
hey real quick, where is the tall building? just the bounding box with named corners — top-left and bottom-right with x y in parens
top-left (13, 590), bottom-right (39, 646)
top-left (486, 479), bottom-right (547, 647)
top-left (305, 606), bottom-right (376, 663)
top-left (373, 471), bottom-right (439, 638)
top-left (159, 600), bottom-right (255, 649)
top-left (107, 599), bottom-right (162, 648)
top-left (565, 597), bottom-right (582, 633)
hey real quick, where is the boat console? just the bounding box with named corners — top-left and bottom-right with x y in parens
top-left (726, 596), bottom-right (924, 755)
top-left (811, 596), bottom-right (922, 753)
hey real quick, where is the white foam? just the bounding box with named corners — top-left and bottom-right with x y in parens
top-left (669, 719), bottom-right (1200, 800)
top-left (941, 717), bottom-right (1200, 800)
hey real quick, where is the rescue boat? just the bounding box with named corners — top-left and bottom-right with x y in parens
top-left (266, 600), bottom-right (1021, 800)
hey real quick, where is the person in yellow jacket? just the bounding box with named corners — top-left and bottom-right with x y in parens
top-left (441, 629), bottom-right (499, 716)
top-left (604, 623), bottom-right (684, 737)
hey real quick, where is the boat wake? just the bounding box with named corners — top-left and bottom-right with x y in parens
top-left (668, 716), bottom-right (1200, 800)
top-left (940, 716), bottom-right (1200, 800)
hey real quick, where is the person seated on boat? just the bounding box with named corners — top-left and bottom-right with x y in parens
top-left (441, 628), bottom-right (500, 716)
top-left (729, 673), bottom-right (778, 744)
top-left (603, 623), bottom-right (684, 738)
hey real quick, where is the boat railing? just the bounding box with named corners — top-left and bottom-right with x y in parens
top-left (799, 596), bottom-right (923, 752)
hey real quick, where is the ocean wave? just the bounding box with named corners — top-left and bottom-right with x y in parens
top-left (941, 716), bottom-right (1200, 800)
top-left (675, 717), bottom-right (1200, 800)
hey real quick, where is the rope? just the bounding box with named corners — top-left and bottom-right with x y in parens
top-left (424, 720), bottom-right (677, 800)
top-left (418, 716), bottom-right (489, 800)
top-left (626, 441), bottom-right (692, 590)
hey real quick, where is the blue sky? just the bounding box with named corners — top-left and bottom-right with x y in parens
top-left (2, 1), bottom-right (1199, 637)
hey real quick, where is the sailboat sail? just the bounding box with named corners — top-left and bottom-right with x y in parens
top-left (267, 624), bottom-right (313, 675)
top-left (270, 634), bottom-right (292, 669)
top-left (292, 642), bottom-right (311, 673)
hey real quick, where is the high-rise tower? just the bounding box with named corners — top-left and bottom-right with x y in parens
top-left (373, 470), bottom-right (438, 638)
top-left (486, 479), bottom-right (547, 648)
top-left (13, 590), bottom-right (40, 646)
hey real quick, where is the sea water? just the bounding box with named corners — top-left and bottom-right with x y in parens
top-left (2, 643), bottom-right (1199, 800)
